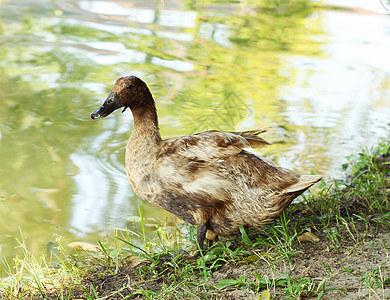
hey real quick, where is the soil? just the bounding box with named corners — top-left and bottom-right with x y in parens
top-left (210, 228), bottom-right (390, 300)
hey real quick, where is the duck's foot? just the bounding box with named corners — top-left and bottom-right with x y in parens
top-left (206, 230), bottom-right (219, 243)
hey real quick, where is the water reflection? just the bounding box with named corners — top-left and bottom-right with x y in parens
top-left (277, 6), bottom-right (390, 172)
top-left (0, 0), bottom-right (389, 267)
top-left (69, 112), bottom-right (135, 235)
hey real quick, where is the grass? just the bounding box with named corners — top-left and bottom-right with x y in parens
top-left (0, 140), bottom-right (389, 299)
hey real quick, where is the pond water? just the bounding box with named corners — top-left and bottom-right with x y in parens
top-left (0, 0), bottom-right (389, 267)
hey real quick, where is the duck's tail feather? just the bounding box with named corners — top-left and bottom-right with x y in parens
top-left (285, 175), bottom-right (323, 194)
top-left (232, 127), bottom-right (271, 148)
top-left (253, 174), bottom-right (322, 227)
top-left (269, 175), bottom-right (323, 214)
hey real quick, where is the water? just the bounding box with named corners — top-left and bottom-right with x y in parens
top-left (0, 0), bottom-right (389, 266)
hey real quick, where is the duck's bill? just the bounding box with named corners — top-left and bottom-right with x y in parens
top-left (90, 92), bottom-right (124, 119)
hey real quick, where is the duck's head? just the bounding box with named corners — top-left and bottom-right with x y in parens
top-left (90, 76), bottom-right (151, 119)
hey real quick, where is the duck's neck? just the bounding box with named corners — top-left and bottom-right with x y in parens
top-left (130, 97), bottom-right (161, 144)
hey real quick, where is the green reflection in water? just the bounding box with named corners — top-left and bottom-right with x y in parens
top-left (0, 0), bottom-right (324, 267)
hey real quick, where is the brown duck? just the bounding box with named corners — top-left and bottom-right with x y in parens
top-left (91, 76), bottom-right (322, 250)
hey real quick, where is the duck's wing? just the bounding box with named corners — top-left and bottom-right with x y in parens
top-left (154, 129), bottom-right (321, 240)
top-left (157, 129), bottom-right (269, 161)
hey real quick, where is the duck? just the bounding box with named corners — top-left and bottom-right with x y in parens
top-left (90, 76), bottom-right (322, 250)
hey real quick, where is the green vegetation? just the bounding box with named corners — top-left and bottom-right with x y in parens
top-left (1, 140), bottom-right (389, 299)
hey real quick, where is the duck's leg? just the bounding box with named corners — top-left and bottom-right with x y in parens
top-left (206, 230), bottom-right (218, 246)
top-left (196, 225), bottom-right (207, 251)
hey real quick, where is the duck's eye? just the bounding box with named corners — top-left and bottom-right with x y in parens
top-left (125, 84), bottom-right (131, 89)
top-left (107, 99), bottom-right (112, 104)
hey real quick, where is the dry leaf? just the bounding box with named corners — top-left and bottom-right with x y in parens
top-left (67, 241), bottom-right (99, 251)
top-left (243, 253), bottom-right (273, 263)
top-left (298, 232), bottom-right (320, 243)
top-left (255, 290), bottom-right (270, 300)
